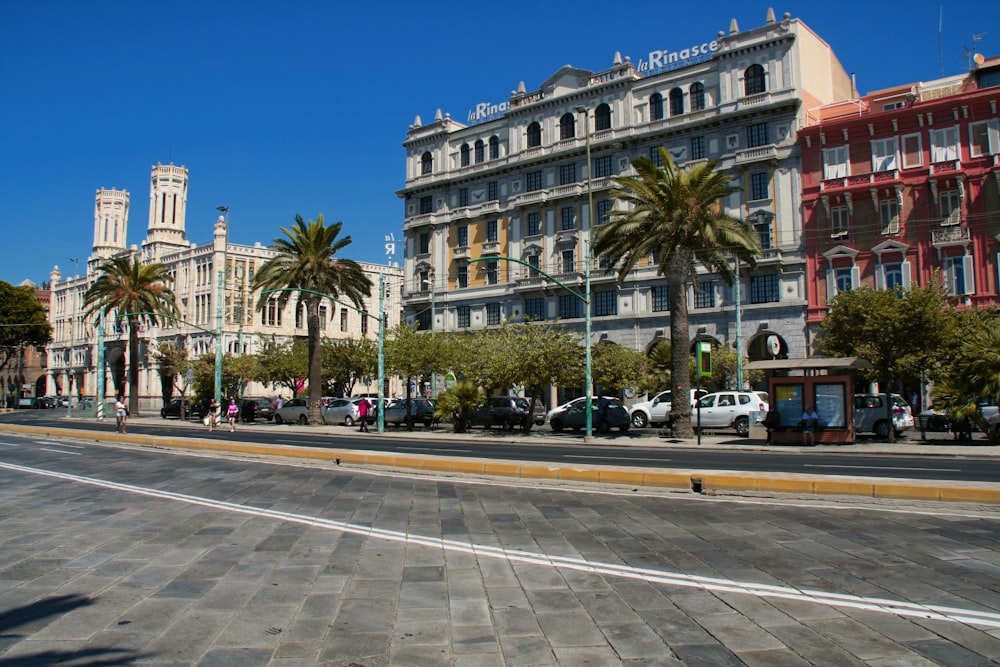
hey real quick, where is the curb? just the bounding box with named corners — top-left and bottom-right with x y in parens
top-left (4, 423), bottom-right (1000, 504)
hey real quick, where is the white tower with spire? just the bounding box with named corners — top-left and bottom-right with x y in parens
top-left (143, 162), bottom-right (190, 259)
top-left (92, 187), bottom-right (130, 258)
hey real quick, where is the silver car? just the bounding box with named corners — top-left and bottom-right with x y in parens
top-left (273, 398), bottom-right (310, 425)
top-left (322, 397), bottom-right (374, 426)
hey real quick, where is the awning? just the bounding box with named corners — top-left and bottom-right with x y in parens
top-left (744, 356), bottom-right (872, 371)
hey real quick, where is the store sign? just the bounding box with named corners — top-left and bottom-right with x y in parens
top-left (636, 39), bottom-right (719, 76)
top-left (467, 100), bottom-right (510, 123)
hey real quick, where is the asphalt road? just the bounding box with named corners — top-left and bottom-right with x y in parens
top-left (7, 409), bottom-right (1000, 485)
top-left (2, 428), bottom-right (1000, 665)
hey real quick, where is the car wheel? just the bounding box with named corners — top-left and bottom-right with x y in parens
top-left (161, 410), bottom-right (168, 419)
top-left (297, 414), bottom-right (308, 425)
top-left (345, 416), bottom-right (355, 427)
top-left (874, 420), bottom-right (891, 439)
top-left (423, 418), bottom-right (433, 428)
top-left (631, 411), bottom-right (649, 428)
top-left (735, 416), bottom-right (750, 437)
top-left (550, 418), bottom-right (564, 432)
top-left (619, 422), bottom-right (630, 433)
top-left (274, 414), bottom-right (284, 425)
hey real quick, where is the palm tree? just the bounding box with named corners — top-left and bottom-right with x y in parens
top-left (251, 214), bottom-right (372, 425)
top-left (83, 256), bottom-right (180, 416)
top-left (593, 148), bottom-right (760, 438)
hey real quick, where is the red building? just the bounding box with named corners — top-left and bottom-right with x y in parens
top-left (800, 56), bottom-right (1000, 346)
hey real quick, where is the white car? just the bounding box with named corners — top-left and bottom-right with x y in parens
top-left (853, 393), bottom-right (913, 438)
top-left (629, 389), bottom-right (707, 428)
top-left (693, 391), bottom-right (770, 437)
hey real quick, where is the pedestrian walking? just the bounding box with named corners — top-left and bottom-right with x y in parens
top-left (358, 398), bottom-right (370, 432)
top-left (227, 397), bottom-right (239, 432)
top-left (207, 398), bottom-right (219, 432)
top-left (114, 395), bottom-right (128, 433)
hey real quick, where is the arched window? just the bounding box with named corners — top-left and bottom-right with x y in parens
top-left (669, 88), bottom-right (684, 116)
top-left (474, 139), bottom-right (485, 163)
top-left (649, 93), bottom-right (663, 121)
top-left (595, 103), bottom-right (611, 131)
top-left (421, 151), bottom-right (432, 175)
top-left (527, 122), bottom-right (541, 148)
top-left (489, 135), bottom-right (500, 159)
top-left (689, 82), bottom-right (705, 111)
top-left (460, 143), bottom-right (470, 167)
top-left (559, 113), bottom-right (575, 140)
top-left (744, 64), bottom-right (766, 96)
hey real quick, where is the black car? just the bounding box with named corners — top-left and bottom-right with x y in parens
top-left (161, 399), bottom-right (201, 420)
top-left (240, 397), bottom-right (276, 423)
top-left (468, 396), bottom-right (534, 430)
top-left (36, 396), bottom-right (58, 409)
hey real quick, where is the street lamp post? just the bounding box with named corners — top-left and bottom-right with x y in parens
top-left (421, 269), bottom-right (436, 398)
top-left (215, 206), bottom-right (229, 406)
top-left (576, 105), bottom-right (595, 442)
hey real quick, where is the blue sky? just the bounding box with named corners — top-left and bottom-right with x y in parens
top-left (2, 1), bottom-right (998, 286)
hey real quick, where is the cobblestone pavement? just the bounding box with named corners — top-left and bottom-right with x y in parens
top-left (1, 429), bottom-right (1000, 666)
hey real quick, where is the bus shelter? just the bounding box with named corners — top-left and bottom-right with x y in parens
top-left (745, 357), bottom-right (872, 445)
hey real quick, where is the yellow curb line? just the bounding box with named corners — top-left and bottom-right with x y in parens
top-left (3, 424), bottom-right (1000, 504)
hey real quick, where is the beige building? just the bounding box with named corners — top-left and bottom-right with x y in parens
top-left (398, 10), bottom-right (853, 398)
top-left (47, 163), bottom-right (402, 410)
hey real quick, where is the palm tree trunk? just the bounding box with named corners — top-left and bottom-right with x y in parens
top-left (307, 298), bottom-right (323, 425)
top-left (668, 251), bottom-right (694, 438)
top-left (127, 315), bottom-right (140, 416)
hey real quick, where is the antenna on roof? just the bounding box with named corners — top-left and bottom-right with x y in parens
top-left (938, 6), bottom-right (944, 76)
top-left (964, 32), bottom-right (987, 70)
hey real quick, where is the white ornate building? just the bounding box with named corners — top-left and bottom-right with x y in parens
top-left (47, 163), bottom-right (402, 408)
top-left (397, 10), bottom-right (853, 396)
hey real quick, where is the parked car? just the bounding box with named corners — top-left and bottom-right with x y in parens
top-left (274, 397), bottom-right (311, 425)
top-left (18, 397), bottom-right (38, 409)
top-left (547, 396), bottom-right (630, 433)
top-left (323, 397), bottom-right (375, 426)
top-left (853, 393), bottom-right (913, 438)
top-left (383, 398), bottom-right (438, 427)
top-left (693, 391), bottom-right (769, 437)
top-left (240, 397), bottom-right (276, 423)
top-left (468, 396), bottom-right (534, 430)
top-left (161, 399), bottom-right (201, 420)
top-left (629, 389), bottom-right (708, 428)
top-left (37, 396), bottom-right (58, 409)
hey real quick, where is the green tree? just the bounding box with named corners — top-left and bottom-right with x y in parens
top-left (593, 148), bottom-right (760, 437)
top-left (816, 283), bottom-right (953, 440)
top-left (255, 338), bottom-right (309, 397)
top-left (82, 256), bottom-right (179, 416)
top-left (703, 345), bottom-right (763, 392)
top-left (192, 352), bottom-right (256, 406)
top-left (323, 337), bottom-right (377, 396)
top-left (928, 308), bottom-right (1000, 437)
top-left (251, 215), bottom-right (372, 425)
top-left (385, 324), bottom-right (449, 429)
top-left (591, 342), bottom-right (645, 393)
top-left (0, 280), bottom-right (52, 377)
top-left (638, 339), bottom-right (672, 396)
top-left (151, 340), bottom-right (189, 404)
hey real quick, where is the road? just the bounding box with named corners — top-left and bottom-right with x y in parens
top-left (7, 409), bottom-right (1000, 485)
top-left (1, 428), bottom-right (1000, 665)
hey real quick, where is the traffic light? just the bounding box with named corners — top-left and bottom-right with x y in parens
top-left (697, 341), bottom-right (712, 377)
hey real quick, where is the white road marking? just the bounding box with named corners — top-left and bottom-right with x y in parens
top-left (566, 455), bottom-right (669, 463)
top-left (2, 460), bottom-right (999, 629)
top-left (39, 448), bottom-right (82, 456)
top-left (805, 464), bottom-right (960, 473)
